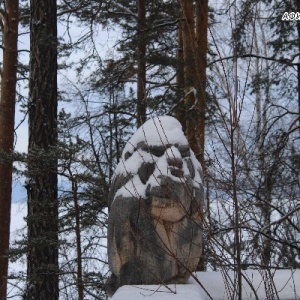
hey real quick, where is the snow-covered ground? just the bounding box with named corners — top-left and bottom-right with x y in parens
top-left (112, 270), bottom-right (300, 300)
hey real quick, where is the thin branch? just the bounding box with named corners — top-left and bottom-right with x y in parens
top-left (208, 53), bottom-right (300, 67)
top-left (261, 205), bottom-right (300, 233)
top-left (0, 8), bottom-right (6, 31)
top-left (111, 3), bottom-right (138, 19)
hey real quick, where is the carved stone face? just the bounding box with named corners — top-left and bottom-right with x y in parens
top-left (109, 117), bottom-right (203, 209)
top-left (107, 116), bottom-right (203, 296)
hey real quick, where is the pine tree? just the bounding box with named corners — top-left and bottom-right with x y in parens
top-left (179, 0), bottom-right (208, 165)
top-left (24, 0), bottom-right (59, 298)
top-left (99, 0), bottom-right (181, 123)
top-left (178, 0), bottom-right (208, 271)
top-left (137, 0), bottom-right (147, 127)
top-left (0, 1), bottom-right (19, 298)
top-left (0, 0), bottom-right (19, 299)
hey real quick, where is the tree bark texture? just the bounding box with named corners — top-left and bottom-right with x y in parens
top-left (0, 1), bottom-right (19, 299)
top-left (179, 0), bottom-right (208, 271)
top-left (296, 0), bottom-right (300, 131)
top-left (179, 0), bottom-right (208, 165)
top-left (25, 0), bottom-right (58, 299)
top-left (137, 0), bottom-right (147, 127)
top-left (72, 178), bottom-right (84, 300)
top-left (176, 21), bottom-right (186, 131)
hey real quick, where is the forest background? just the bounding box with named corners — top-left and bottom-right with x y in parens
top-left (0, 0), bottom-right (300, 299)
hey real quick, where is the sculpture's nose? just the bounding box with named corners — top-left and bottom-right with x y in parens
top-left (166, 146), bottom-right (184, 177)
top-left (167, 156), bottom-right (183, 168)
top-left (170, 167), bottom-right (184, 177)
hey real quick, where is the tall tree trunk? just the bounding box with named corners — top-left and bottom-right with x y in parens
top-left (195, 0), bottom-right (208, 272)
top-left (179, 0), bottom-right (208, 165)
top-left (72, 178), bottom-right (84, 300)
top-left (179, 0), bottom-right (208, 271)
top-left (195, 0), bottom-right (208, 166)
top-left (24, 0), bottom-right (58, 299)
top-left (137, 0), bottom-right (147, 127)
top-left (0, 1), bottom-right (19, 299)
top-left (180, 0), bottom-right (196, 127)
top-left (296, 0), bottom-right (300, 129)
top-left (176, 20), bottom-right (186, 131)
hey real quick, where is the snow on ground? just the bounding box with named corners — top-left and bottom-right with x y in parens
top-left (112, 270), bottom-right (300, 300)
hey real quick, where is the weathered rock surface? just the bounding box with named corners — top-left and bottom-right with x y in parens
top-left (106, 116), bottom-right (204, 296)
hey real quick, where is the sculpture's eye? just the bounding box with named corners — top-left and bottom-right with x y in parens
top-left (177, 145), bottom-right (190, 158)
top-left (137, 141), bottom-right (165, 157)
top-left (149, 148), bottom-right (165, 157)
top-left (124, 151), bottom-right (132, 160)
top-left (138, 162), bottom-right (155, 184)
top-left (146, 145), bottom-right (165, 157)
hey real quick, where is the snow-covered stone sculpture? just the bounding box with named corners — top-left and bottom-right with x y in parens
top-left (107, 116), bottom-right (203, 295)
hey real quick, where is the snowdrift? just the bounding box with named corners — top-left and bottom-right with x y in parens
top-left (111, 270), bottom-right (300, 299)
